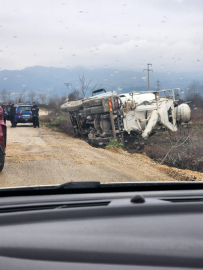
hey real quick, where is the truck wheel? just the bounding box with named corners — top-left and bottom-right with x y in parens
top-left (0, 154), bottom-right (5, 172)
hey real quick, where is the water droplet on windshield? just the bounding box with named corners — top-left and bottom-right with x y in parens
top-left (13, 36), bottom-right (17, 38)
top-left (133, 77), bottom-right (136, 79)
top-left (4, 77), bottom-right (7, 80)
top-left (113, 36), bottom-right (117, 38)
top-left (118, 87), bottom-right (123, 91)
top-left (110, 74), bottom-right (114, 76)
top-left (197, 59), bottom-right (200, 62)
top-left (59, 47), bottom-right (63, 50)
top-left (72, 54), bottom-right (76, 56)
top-left (79, 11), bottom-right (83, 13)
top-left (180, 77), bottom-right (183, 80)
top-left (142, 76), bottom-right (146, 80)
top-left (114, 70), bottom-right (119, 73)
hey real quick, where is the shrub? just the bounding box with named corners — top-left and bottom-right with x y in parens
top-left (105, 139), bottom-right (123, 150)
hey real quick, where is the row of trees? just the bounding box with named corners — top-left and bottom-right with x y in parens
top-left (2, 76), bottom-right (202, 108)
top-left (185, 80), bottom-right (203, 107)
top-left (0, 89), bottom-right (47, 104)
top-left (1, 73), bottom-right (102, 104)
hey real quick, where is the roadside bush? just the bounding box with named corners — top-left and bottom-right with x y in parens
top-left (106, 139), bottom-right (123, 150)
top-left (40, 112), bottom-right (75, 137)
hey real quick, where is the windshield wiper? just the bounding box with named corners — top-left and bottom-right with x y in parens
top-left (1, 182), bottom-right (203, 198)
top-left (58, 182), bottom-right (101, 189)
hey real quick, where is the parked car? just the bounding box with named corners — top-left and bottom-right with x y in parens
top-left (0, 106), bottom-right (6, 172)
top-left (14, 105), bottom-right (33, 126)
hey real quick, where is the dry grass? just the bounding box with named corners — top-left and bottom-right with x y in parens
top-left (39, 112), bottom-right (75, 137)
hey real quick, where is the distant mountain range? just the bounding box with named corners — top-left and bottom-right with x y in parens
top-left (0, 65), bottom-right (202, 101)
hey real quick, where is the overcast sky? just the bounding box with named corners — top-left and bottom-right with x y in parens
top-left (0, 0), bottom-right (203, 74)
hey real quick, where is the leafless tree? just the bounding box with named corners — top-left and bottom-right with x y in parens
top-left (18, 92), bottom-right (24, 103)
top-left (39, 92), bottom-right (46, 104)
top-left (185, 80), bottom-right (203, 106)
top-left (78, 73), bottom-right (102, 98)
top-left (49, 95), bottom-right (66, 112)
top-left (28, 91), bottom-right (36, 103)
top-left (68, 90), bottom-right (81, 101)
top-left (1, 89), bottom-right (7, 102)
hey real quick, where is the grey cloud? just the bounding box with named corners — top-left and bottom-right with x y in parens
top-left (0, 0), bottom-right (202, 75)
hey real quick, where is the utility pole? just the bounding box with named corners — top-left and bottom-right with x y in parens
top-left (156, 79), bottom-right (160, 91)
top-left (64, 83), bottom-right (70, 101)
top-left (8, 92), bottom-right (10, 102)
top-left (143, 63), bottom-right (153, 91)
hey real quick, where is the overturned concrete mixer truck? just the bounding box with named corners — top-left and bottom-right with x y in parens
top-left (60, 88), bottom-right (191, 146)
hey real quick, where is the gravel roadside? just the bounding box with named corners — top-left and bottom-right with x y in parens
top-left (1, 121), bottom-right (202, 188)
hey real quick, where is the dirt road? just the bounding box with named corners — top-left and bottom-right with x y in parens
top-left (1, 121), bottom-right (202, 188)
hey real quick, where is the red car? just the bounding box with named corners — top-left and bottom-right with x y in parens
top-left (0, 106), bottom-right (6, 172)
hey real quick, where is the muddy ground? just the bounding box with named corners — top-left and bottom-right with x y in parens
top-left (1, 120), bottom-right (203, 188)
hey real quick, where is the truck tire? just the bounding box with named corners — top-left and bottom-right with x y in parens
top-left (0, 154), bottom-right (5, 172)
top-left (91, 106), bottom-right (104, 114)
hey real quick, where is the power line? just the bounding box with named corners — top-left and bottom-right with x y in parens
top-left (143, 63), bottom-right (153, 91)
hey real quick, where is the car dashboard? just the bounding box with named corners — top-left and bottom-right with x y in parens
top-left (0, 183), bottom-right (203, 270)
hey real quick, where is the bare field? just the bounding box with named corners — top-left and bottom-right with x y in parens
top-left (1, 121), bottom-right (203, 188)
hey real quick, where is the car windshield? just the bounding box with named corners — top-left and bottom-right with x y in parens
top-left (0, 0), bottom-right (202, 187)
top-left (18, 106), bottom-right (31, 111)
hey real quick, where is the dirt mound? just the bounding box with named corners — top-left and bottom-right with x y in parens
top-left (107, 147), bottom-right (124, 154)
top-left (131, 153), bottom-right (203, 181)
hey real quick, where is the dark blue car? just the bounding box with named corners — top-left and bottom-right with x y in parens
top-left (14, 105), bottom-right (33, 126)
